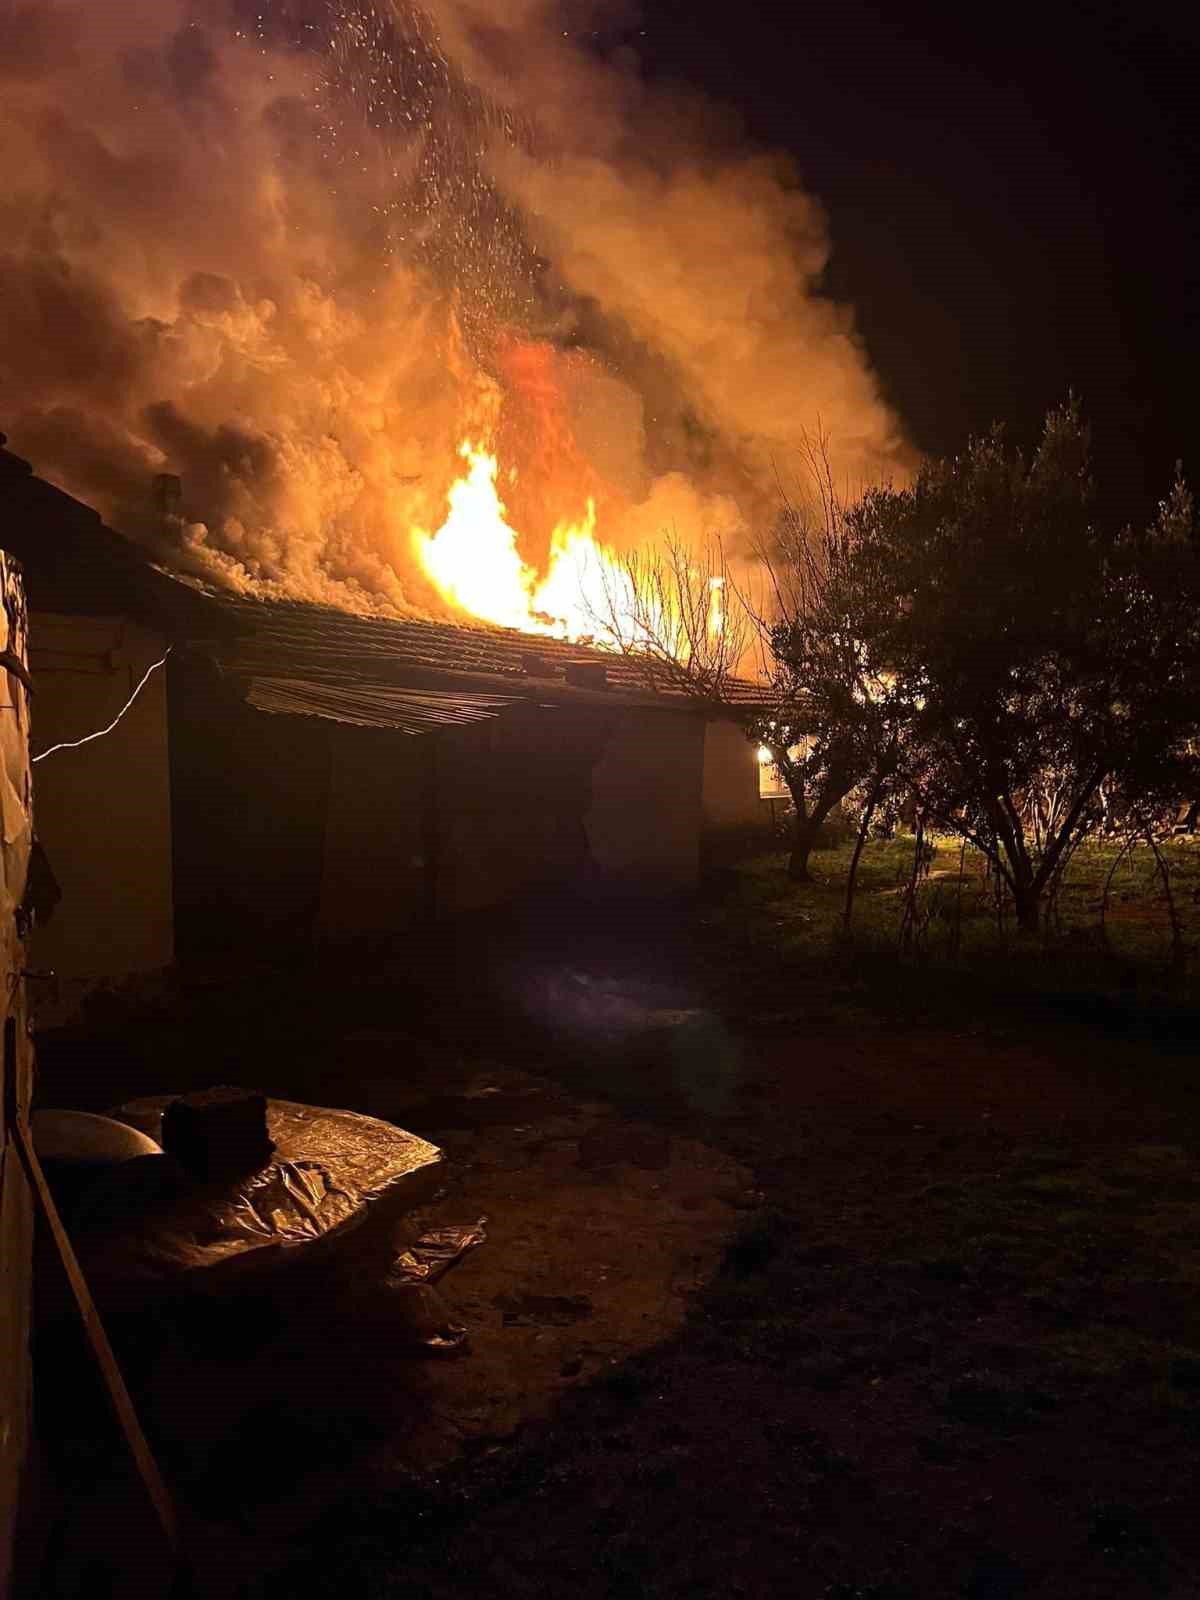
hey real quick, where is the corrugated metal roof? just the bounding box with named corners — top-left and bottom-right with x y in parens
top-left (244, 676), bottom-right (519, 734)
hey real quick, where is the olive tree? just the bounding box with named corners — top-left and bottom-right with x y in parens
top-left (748, 488), bottom-right (912, 882)
top-left (853, 403), bottom-right (1200, 933)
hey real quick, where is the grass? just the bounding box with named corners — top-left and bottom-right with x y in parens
top-left (701, 830), bottom-right (1200, 1033)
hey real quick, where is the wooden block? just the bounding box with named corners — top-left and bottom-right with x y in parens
top-left (161, 1086), bottom-right (274, 1179)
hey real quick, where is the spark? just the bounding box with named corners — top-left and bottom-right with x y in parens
top-left (32, 650), bottom-right (171, 765)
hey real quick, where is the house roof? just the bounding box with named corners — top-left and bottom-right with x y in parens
top-left (0, 438), bottom-right (230, 638)
top-left (0, 438), bottom-right (767, 734)
top-left (205, 596), bottom-right (768, 729)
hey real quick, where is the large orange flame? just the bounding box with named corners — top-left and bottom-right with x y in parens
top-left (412, 442), bottom-right (536, 633)
top-left (413, 438), bottom-right (656, 647)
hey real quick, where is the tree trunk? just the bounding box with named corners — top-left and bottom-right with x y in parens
top-left (843, 781), bottom-right (883, 934)
top-left (787, 816), bottom-right (817, 882)
top-left (784, 765), bottom-right (858, 883)
top-left (899, 815), bottom-right (926, 953)
top-left (1012, 885), bottom-right (1041, 936)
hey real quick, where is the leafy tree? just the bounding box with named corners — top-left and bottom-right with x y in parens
top-left (749, 490), bottom-right (911, 882)
top-left (854, 402), bottom-right (1200, 933)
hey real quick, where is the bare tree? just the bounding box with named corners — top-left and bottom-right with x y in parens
top-left (599, 534), bottom-right (754, 703)
top-left (584, 440), bottom-right (909, 884)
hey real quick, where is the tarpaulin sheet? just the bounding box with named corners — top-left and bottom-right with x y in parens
top-left (84, 1095), bottom-right (444, 1288)
top-left (346, 1218), bottom-right (489, 1352)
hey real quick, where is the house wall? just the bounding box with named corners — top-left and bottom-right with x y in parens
top-left (29, 614), bottom-right (173, 1008)
top-left (435, 707), bottom-right (605, 916)
top-left (701, 717), bottom-right (762, 830)
top-left (168, 657), bottom-right (330, 960)
top-left (319, 725), bottom-right (428, 940)
top-left (320, 705), bottom-right (605, 934)
top-left (587, 706), bottom-right (706, 893)
top-left (318, 701), bottom-right (707, 937)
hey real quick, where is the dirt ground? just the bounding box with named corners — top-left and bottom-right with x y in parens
top-left (30, 976), bottom-right (756, 1595)
top-left (26, 907), bottom-right (1200, 1599)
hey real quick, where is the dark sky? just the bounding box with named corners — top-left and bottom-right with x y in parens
top-left (642, 0), bottom-right (1200, 522)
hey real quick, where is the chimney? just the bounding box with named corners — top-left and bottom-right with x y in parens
top-left (152, 473), bottom-right (182, 517)
top-left (522, 652), bottom-right (551, 677)
top-left (564, 659), bottom-right (607, 690)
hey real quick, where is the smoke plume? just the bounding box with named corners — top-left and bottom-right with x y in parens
top-left (0, 0), bottom-right (910, 616)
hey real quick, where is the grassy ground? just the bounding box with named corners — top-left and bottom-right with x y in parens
top-left (29, 842), bottom-right (1200, 1599)
top-left (701, 832), bottom-right (1200, 1035)
top-left (711, 829), bottom-right (1200, 961)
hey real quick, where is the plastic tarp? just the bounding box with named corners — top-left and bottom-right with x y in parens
top-left (346, 1218), bottom-right (489, 1352)
top-left (78, 1095), bottom-right (444, 1290)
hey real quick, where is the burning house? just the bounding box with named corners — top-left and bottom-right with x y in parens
top-left (0, 0), bottom-right (913, 1048)
top-left (0, 2), bottom-right (924, 1586)
top-left (0, 438), bottom-right (764, 1019)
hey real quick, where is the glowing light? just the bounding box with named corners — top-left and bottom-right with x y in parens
top-left (757, 744), bottom-right (774, 765)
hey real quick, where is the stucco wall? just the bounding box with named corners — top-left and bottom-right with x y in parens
top-left (701, 717), bottom-right (762, 829)
top-left (29, 615), bottom-right (173, 1001)
top-left (587, 706), bottom-right (706, 893)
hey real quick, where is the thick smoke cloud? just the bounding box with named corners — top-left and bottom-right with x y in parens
top-left (0, 0), bottom-right (910, 615)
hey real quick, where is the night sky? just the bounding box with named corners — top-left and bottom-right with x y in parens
top-left (643, 1), bottom-right (1200, 523)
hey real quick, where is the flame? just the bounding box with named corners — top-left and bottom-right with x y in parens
top-left (412, 443), bottom-right (536, 632)
top-left (533, 507), bottom-right (647, 644)
top-left (413, 439), bottom-right (659, 648)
